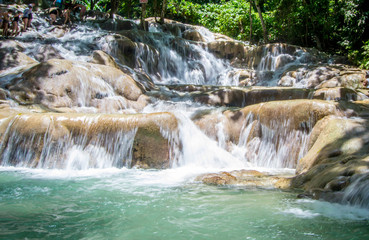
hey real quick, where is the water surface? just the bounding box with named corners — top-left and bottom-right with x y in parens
top-left (1, 168), bottom-right (368, 240)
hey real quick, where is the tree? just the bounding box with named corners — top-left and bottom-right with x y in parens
top-left (110, 0), bottom-right (121, 18)
top-left (254, 0), bottom-right (268, 43)
top-left (160, 0), bottom-right (167, 23)
top-left (249, 0), bottom-right (253, 43)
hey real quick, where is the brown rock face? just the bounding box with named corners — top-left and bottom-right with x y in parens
top-left (290, 116), bottom-right (369, 206)
top-left (195, 169), bottom-right (293, 189)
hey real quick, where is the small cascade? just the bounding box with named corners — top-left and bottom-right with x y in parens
top-left (0, 115), bottom-right (137, 170)
top-left (256, 44), bottom-right (309, 86)
top-left (132, 26), bottom-right (235, 85)
top-left (173, 112), bottom-right (247, 170)
top-left (232, 113), bottom-right (311, 169)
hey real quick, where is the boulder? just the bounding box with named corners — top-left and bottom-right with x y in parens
top-left (98, 18), bottom-right (137, 31)
top-left (102, 35), bottom-right (138, 68)
top-left (0, 40), bottom-right (38, 72)
top-left (295, 116), bottom-right (369, 175)
top-left (182, 29), bottom-right (205, 42)
top-left (195, 169), bottom-right (293, 189)
top-left (33, 44), bottom-right (64, 62)
top-left (2, 59), bottom-right (145, 112)
top-left (90, 50), bottom-right (119, 69)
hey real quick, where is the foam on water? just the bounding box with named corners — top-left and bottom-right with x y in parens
top-left (281, 199), bottom-right (369, 220)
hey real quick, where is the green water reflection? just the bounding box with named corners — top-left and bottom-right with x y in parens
top-left (0, 169), bottom-right (368, 240)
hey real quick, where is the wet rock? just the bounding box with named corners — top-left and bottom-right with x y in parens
top-left (324, 176), bottom-right (350, 191)
top-left (182, 29), bottom-right (205, 42)
top-left (33, 44), bottom-right (64, 62)
top-left (295, 116), bottom-right (369, 174)
top-left (0, 40), bottom-right (38, 72)
top-left (312, 87), bottom-right (366, 101)
top-left (278, 75), bottom-right (296, 87)
top-left (234, 69), bottom-right (257, 86)
top-left (46, 26), bottom-right (67, 38)
top-left (207, 41), bottom-right (249, 66)
top-left (90, 50), bottom-right (119, 69)
top-left (192, 87), bottom-right (312, 107)
top-left (102, 34), bottom-right (151, 69)
top-left (290, 114), bottom-right (369, 205)
top-left (98, 18), bottom-right (137, 31)
top-left (195, 169), bottom-right (293, 189)
top-left (0, 89), bottom-right (7, 100)
top-left (2, 59), bottom-right (145, 112)
top-left (0, 111), bottom-right (178, 169)
top-left (279, 64), bottom-right (367, 89)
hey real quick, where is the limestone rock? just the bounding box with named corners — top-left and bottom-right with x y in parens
top-left (0, 111), bottom-right (178, 169)
top-left (33, 45), bottom-right (64, 62)
top-left (2, 59), bottom-right (145, 112)
top-left (312, 87), bottom-right (367, 101)
top-left (98, 18), bottom-right (137, 31)
top-left (182, 29), bottom-right (205, 42)
top-left (90, 50), bottom-right (119, 69)
top-left (279, 64), bottom-right (367, 89)
top-left (0, 40), bottom-right (38, 72)
top-left (291, 115), bottom-right (369, 206)
top-left (295, 116), bottom-right (369, 175)
top-left (103, 35), bottom-right (138, 68)
top-left (195, 169), bottom-right (293, 189)
top-left (192, 87), bottom-right (312, 107)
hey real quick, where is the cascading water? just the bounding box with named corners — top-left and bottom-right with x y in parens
top-left (0, 115), bottom-right (138, 169)
top-left (0, 18), bottom-right (318, 172)
top-left (1, 11), bottom-right (368, 239)
top-left (126, 26), bottom-right (235, 85)
top-left (232, 113), bottom-right (310, 169)
top-left (256, 43), bottom-right (310, 86)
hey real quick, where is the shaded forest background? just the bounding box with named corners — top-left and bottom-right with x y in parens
top-left (20, 0), bottom-right (369, 68)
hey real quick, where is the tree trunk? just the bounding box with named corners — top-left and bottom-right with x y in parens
top-left (160, 0), bottom-right (167, 24)
top-left (90, 0), bottom-right (95, 11)
top-left (254, 0), bottom-right (268, 43)
top-left (154, 0), bottom-right (159, 21)
top-left (249, 0), bottom-right (252, 43)
top-left (141, 3), bottom-right (147, 31)
top-left (126, 0), bottom-right (132, 18)
top-left (110, 0), bottom-right (120, 18)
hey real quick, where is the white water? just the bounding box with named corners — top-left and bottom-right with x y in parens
top-left (256, 44), bottom-right (310, 86)
top-left (0, 16), bottom-right (332, 175)
top-left (282, 199), bottom-right (369, 221)
top-left (0, 15), bottom-right (324, 175)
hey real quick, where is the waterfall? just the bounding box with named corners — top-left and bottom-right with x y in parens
top-left (0, 115), bottom-right (137, 170)
top-left (133, 27), bottom-right (234, 85)
top-left (173, 112), bottom-right (247, 170)
top-left (0, 16), bottom-right (324, 172)
top-left (230, 113), bottom-right (310, 169)
top-left (256, 44), bottom-right (310, 86)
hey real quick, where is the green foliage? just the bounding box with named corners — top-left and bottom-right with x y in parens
top-left (164, 0), bottom-right (265, 42)
top-left (74, 0), bottom-right (109, 11)
top-left (113, 0), bottom-right (369, 68)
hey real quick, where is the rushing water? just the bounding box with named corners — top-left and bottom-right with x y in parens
top-left (1, 168), bottom-right (369, 240)
top-left (1, 14), bottom-right (369, 239)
